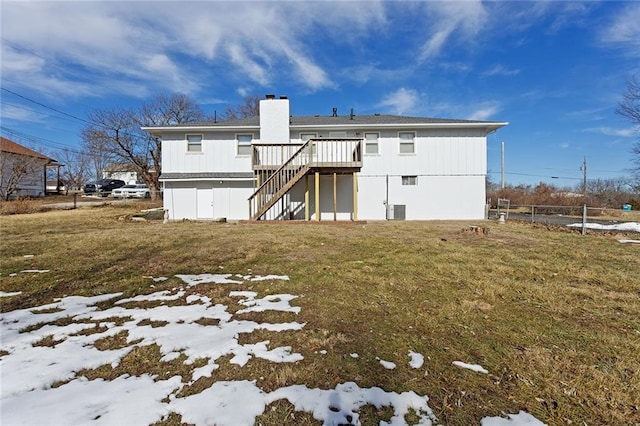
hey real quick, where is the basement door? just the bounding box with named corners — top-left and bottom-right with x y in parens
top-left (196, 183), bottom-right (214, 219)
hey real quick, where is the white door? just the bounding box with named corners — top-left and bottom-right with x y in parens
top-left (213, 186), bottom-right (230, 219)
top-left (196, 184), bottom-right (214, 219)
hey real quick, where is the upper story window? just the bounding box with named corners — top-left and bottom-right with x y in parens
top-left (364, 132), bottom-right (379, 154)
top-left (399, 132), bottom-right (415, 154)
top-left (237, 134), bottom-right (252, 156)
top-left (329, 131), bottom-right (347, 139)
top-left (402, 175), bottom-right (417, 186)
top-left (187, 134), bottom-right (202, 152)
top-left (301, 133), bottom-right (318, 155)
top-left (300, 133), bottom-right (317, 143)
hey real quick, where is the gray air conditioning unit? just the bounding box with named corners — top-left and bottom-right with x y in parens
top-left (386, 204), bottom-right (406, 220)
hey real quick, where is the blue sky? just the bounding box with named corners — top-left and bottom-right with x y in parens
top-left (1, 1), bottom-right (639, 187)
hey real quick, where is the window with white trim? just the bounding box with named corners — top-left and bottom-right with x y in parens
top-left (300, 133), bottom-right (317, 142)
top-left (301, 133), bottom-right (317, 155)
top-left (186, 134), bottom-right (202, 152)
top-left (402, 175), bottom-right (417, 186)
top-left (399, 132), bottom-right (415, 154)
top-left (237, 134), bottom-right (252, 156)
top-left (364, 132), bottom-right (379, 154)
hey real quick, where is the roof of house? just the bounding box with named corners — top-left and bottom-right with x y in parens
top-left (159, 114), bottom-right (502, 127)
top-left (142, 114), bottom-right (508, 133)
top-left (0, 137), bottom-right (56, 162)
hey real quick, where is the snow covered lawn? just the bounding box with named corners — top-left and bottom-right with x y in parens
top-left (1, 273), bottom-right (544, 426)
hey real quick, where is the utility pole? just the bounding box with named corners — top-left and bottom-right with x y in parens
top-left (580, 156), bottom-right (587, 196)
top-left (501, 141), bottom-right (505, 190)
top-left (581, 157), bottom-right (588, 235)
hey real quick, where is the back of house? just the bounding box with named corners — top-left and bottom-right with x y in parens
top-left (142, 96), bottom-right (507, 221)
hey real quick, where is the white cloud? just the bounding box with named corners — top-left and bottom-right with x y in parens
top-left (0, 2), bottom-right (388, 101)
top-left (482, 65), bottom-right (521, 77)
top-left (418, 1), bottom-right (489, 61)
top-left (600, 3), bottom-right (640, 56)
top-left (467, 102), bottom-right (501, 121)
top-left (584, 126), bottom-right (638, 137)
top-left (378, 88), bottom-right (420, 115)
top-left (0, 104), bottom-right (46, 123)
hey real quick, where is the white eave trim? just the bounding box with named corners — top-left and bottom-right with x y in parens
top-left (290, 122), bottom-right (509, 131)
top-left (141, 125), bottom-right (260, 134)
top-left (160, 177), bottom-right (256, 182)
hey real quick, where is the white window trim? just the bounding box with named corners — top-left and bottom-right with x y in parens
top-left (186, 134), bottom-right (203, 153)
top-left (236, 133), bottom-right (253, 156)
top-left (398, 131), bottom-right (416, 155)
top-left (364, 132), bottom-right (379, 155)
top-left (402, 175), bottom-right (418, 186)
top-left (300, 132), bottom-right (317, 142)
top-left (301, 133), bottom-right (318, 155)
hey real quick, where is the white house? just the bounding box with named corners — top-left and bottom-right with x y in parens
top-left (0, 137), bottom-right (61, 200)
top-left (142, 96), bottom-right (507, 221)
top-left (102, 163), bottom-right (139, 185)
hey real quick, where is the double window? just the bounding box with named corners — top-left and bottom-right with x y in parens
top-left (237, 134), bottom-right (252, 156)
top-left (399, 132), bottom-right (415, 154)
top-left (186, 134), bottom-right (202, 152)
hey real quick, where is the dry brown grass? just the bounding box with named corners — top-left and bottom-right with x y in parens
top-left (1, 205), bottom-right (639, 424)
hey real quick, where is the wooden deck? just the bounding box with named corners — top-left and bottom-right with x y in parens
top-left (249, 139), bottom-right (363, 221)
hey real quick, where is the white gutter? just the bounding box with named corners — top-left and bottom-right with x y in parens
top-left (291, 122), bottom-right (509, 131)
top-left (159, 177), bottom-right (256, 182)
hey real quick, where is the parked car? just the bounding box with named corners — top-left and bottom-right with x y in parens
top-left (83, 179), bottom-right (126, 196)
top-left (112, 184), bottom-right (151, 198)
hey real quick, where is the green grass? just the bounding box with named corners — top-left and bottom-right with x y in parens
top-left (1, 203), bottom-right (639, 425)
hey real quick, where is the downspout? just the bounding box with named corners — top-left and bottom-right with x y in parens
top-left (385, 174), bottom-right (389, 220)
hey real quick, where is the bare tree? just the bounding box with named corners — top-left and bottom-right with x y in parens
top-left (81, 93), bottom-right (205, 199)
top-left (0, 152), bottom-right (46, 200)
top-left (58, 148), bottom-right (89, 191)
top-left (617, 74), bottom-right (640, 183)
top-left (584, 177), bottom-right (635, 208)
top-left (221, 95), bottom-right (261, 120)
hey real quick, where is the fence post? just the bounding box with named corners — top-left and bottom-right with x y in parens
top-left (73, 192), bottom-right (77, 209)
top-left (581, 204), bottom-right (587, 235)
top-left (531, 205), bottom-right (534, 223)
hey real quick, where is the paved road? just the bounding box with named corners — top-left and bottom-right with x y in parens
top-left (501, 212), bottom-right (638, 231)
top-left (42, 197), bottom-right (137, 210)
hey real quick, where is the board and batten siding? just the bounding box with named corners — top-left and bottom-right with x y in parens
top-left (360, 129), bottom-right (486, 176)
top-left (356, 128), bottom-right (488, 220)
top-left (163, 180), bottom-right (254, 221)
top-left (161, 131), bottom-right (255, 174)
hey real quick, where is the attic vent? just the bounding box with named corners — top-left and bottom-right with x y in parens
top-left (374, 113), bottom-right (380, 116)
top-left (265, 94), bottom-right (275, 99)
top-left (332, 107), bottom-right (338, 117)
top-left (280, 95), bottom-right (288, 99)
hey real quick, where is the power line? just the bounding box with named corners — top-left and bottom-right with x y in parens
top-left (489, 171), bottom-right (582, 180)
top-left (1, 126), bottom-right (86, 156)
top-left (0, 100), bottom-right (82, 124)
top-left (1, 87), bottom-right (93, 125)
top-left (1, 87), bottom-right (151, 142)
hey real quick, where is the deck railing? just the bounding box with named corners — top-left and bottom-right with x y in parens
top-left (249, 138), bottom-right (362, 220)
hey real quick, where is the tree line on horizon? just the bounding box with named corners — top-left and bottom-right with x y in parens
top-left (2, 77), bottom-right (638, 205)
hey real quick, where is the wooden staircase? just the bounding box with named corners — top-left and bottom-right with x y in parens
top-left (249, 138), bottom-right (362, 220)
